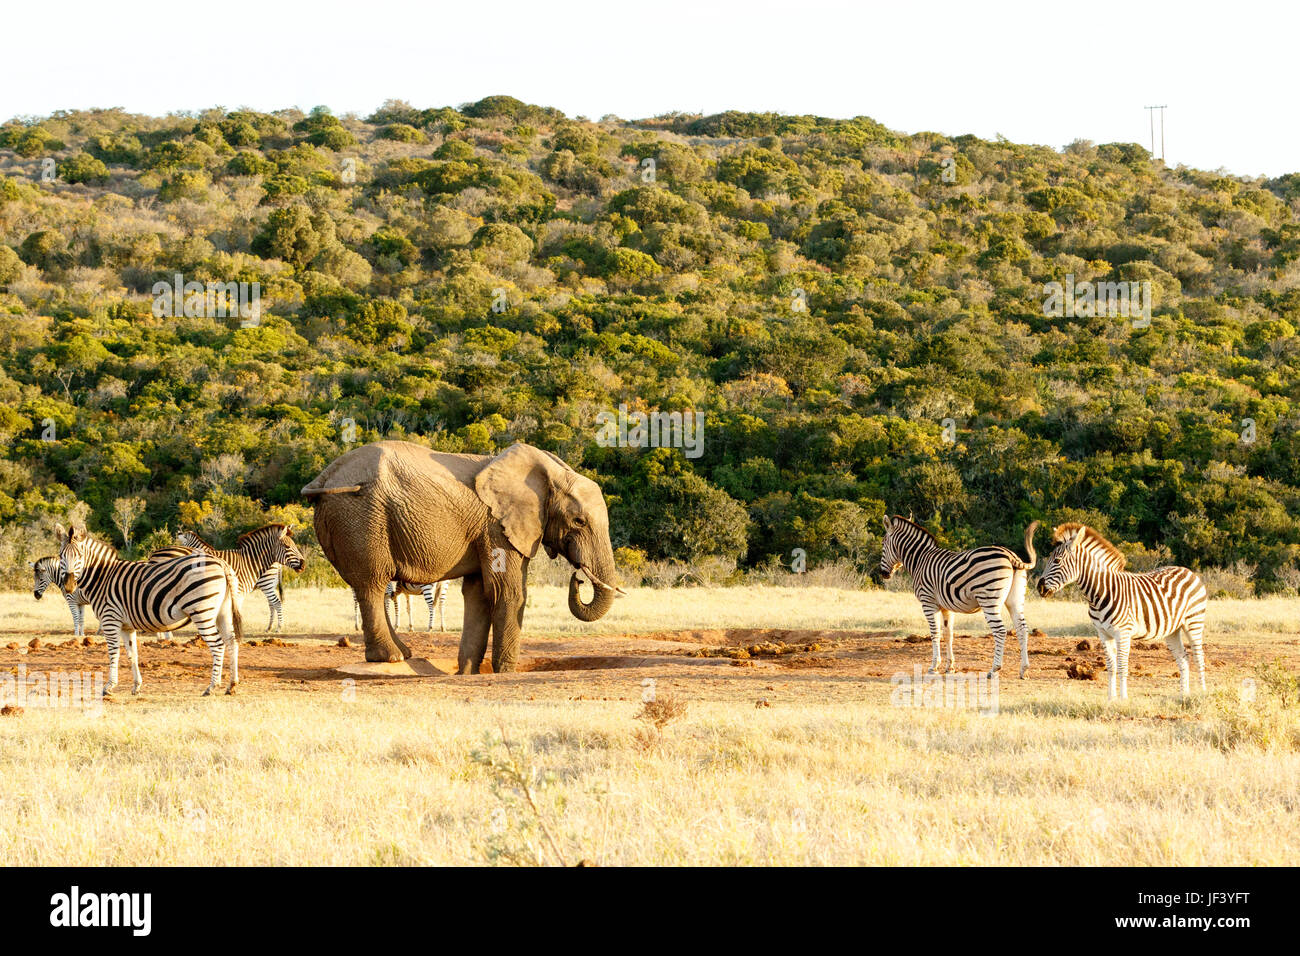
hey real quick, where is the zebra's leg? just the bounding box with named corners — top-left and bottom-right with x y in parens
top-left (981, 601), bottom-right (1009, 678)
top-left (424, 586), bottom-right (436, 632)
top-left (924, 608), bottom-right (942, 674)
top-left (102, 621), bottom-right (122, 696)
top-left (353, 592), bottom-right (360, 632)
top-left (1096, 627), bottom-right (1118, 700)
top-left (940, 609), bottom-right (954, 673)
top-left (76, 603), bottom-right (85, 638)
top-left (1165, 629), bottom-right (1190, 697)
top-left (1116, 633), bottom-right (1133, 700)
top-left (1006, 578), bottom-right (1031, 679)
top-left (194, 616), bottom-right (225, 697)
top-left (439, 585), bottom-right (446, 632)
top-left (1185, 618), bottom-right (1207, 692)
top-left (127, 630), bottom-right (143, 695)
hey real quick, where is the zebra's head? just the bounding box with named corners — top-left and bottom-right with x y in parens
top-left (56, 523), bottom-right (89, 594)
top-left (275, 526), bottom-right (306, 573)
top-left (878, 515), bottom-right (905, 581)
top-left (32, 557), bottom-right (56, 600)
top-left (1037, 527), bottom-right (1083, 596)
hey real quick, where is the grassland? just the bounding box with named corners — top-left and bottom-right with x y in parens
top-left (1, 585), bottom-right (1298, 866)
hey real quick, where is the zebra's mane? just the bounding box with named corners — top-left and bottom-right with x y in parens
top-left (1052, 523), bottom-right (1127, 569)
top-left (891, 515), bottom-right (938, 545)
top-left (67, 530), bottom-right (117, 557)
top-left (179, 527), bottom-right (218, 549)
top-left (236, 523), bottom-right (288, 545)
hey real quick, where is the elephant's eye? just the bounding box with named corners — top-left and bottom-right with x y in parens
top-left (573, 515), bottom-right (587, 528)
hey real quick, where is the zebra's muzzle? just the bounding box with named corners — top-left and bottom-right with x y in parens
top-left (1036, 580), bottom-right (1051, 597)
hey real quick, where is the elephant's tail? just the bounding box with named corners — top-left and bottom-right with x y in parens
top-left (301, 482), bottom-right (364, 496)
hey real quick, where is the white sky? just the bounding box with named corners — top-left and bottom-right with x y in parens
top-left (6, 0), bottom-right (1295, 177)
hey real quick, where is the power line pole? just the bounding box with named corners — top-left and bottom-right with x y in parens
top-left (1144, 105), bottom-right (1167, 162)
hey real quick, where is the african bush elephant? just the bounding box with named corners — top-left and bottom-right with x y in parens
top-left (302, 441), bottom-right (621, 673)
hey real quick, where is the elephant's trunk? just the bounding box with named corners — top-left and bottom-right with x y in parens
top-left (568, 568), bottom-right (616, 622)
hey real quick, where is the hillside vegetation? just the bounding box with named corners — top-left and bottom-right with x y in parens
top-left (2, 97), bottom-right (1300, 590)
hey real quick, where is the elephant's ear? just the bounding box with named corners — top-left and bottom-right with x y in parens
top-left (476, 444), bottom-right (553, 558)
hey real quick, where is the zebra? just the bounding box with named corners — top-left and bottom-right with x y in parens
top-left (1037, 523), bottom-right (1207, 699)
top-left (879, 515), bottom-right (1039, 677)
top-left (32, 555), bottom-right (92, 637)
top-left (56, 523), bottom-right (244, 696)
top-left (353, 580), bottom-right (450, 632)
top-left (174, 527), bottom-right (302, 630)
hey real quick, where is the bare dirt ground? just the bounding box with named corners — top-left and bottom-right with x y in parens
top-left (6, 617), bottom-right (1294, 706)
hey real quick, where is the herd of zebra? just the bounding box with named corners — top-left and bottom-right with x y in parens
top-left (28, 514), bottom-right (1209, 702)
top-left (879, 517), bottom-right (1209, 700)
top-left (33, 523), bottom-right (450, 696)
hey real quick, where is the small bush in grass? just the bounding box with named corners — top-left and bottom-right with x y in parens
top-left (1205, 660), bottom-right (1300, 752)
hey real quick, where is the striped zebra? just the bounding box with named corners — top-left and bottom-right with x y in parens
top-left (56, 523), bottom-right (244, 696)
top-left (352, 580), bottom-right (450, 632)
top-left (1037, 523), bottom-right (1207, 699)
top-left (879, 515), bottom-right (1039, 677)
top-left (174, 527), bottom-right (302, 630)
top-left (32, 555), bottom-right (92, 637)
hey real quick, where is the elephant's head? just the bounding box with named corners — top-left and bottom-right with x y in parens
top-left (476, 443), bottom-right (621, 622)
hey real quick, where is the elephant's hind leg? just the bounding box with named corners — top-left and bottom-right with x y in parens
top-left (357, 586), bottom-right (408, 663)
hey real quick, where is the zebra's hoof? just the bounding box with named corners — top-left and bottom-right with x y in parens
top-left (131, 685), bottom-right (141, 695)
top-left (201, 688), bottom-right (212, 697)
top-left (226, 684), bottom-right (238, 696)
top-left (1019, 667), bottom-right (1028, 679)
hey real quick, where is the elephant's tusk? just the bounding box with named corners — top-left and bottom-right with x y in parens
top-left (580, 566), bottom-right (627, 596)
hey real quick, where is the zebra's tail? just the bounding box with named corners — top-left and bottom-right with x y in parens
top-left (1012, 520), bottom-right (1040, 570)
top-left (222, 561), bottom-right (244, 644)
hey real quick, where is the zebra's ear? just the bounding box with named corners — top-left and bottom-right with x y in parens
top-left (55, 522), bottom-right (66, 543)
top-left (881, 514), bottom-right (893, 534)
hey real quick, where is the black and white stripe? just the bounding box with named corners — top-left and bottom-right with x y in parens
top-left (879, 515), bottom-right (1039, 677)
top-left (353, 580), bottom-right (451, 632)
top-left (1037, 523), bottom-right (1207, 699)
top-left (57, 523), bottom-right (244, 696)
top-left (32, 555), bottom-right (91, 637)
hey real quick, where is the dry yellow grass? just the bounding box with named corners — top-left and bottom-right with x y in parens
top-left (2, 584), bottom-right (1298, 866)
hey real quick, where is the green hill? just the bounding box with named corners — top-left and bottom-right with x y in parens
top-left (1, 97), bottom-right (1299, 591)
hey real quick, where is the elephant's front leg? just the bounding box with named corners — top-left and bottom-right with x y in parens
top-left (357, 586), bottom-right (409, 663)
top-left (457, 575), bottom-right (491, 675)
top-left (490, 563), bottom-right (528, 674)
